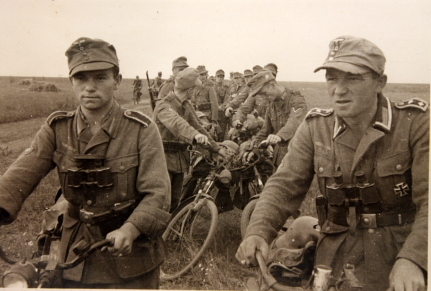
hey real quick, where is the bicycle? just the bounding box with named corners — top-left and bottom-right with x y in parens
top-left (160, 146), bottom-right (229, 281)
top-left (0, 238), bottom-right (113, 288)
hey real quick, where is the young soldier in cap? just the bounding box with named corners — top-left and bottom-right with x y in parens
top-left (236, 36), bottom-right (428, 291)
top-left (263, 63), bottom-right (278, 77)
top-left (214, 69), bottom-right (231, 140)
top-left (158, 56), bottom-right (189, 99)
top-left (192, 65), bottom-right (219, 124)
top-left (153, 67), bottom-right (225, 213)
top-left (236, 71), bottom-right (307, 167)
top-left (0, 37), bottom-right (171, 288)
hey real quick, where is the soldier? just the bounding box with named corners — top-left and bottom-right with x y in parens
top-left (224, 69), bottom-right (254, 118)
top-left (150, 71), bottom-right (163, 96)
top-left (264, 62), bottom-right (278, 77)
top-left (158, 56), bottom-right (189, 99)
top-left (0, 37), bottom-right (171, 288)
top-left (244, 71), bottom-right (307, 167)
top-left (236, 36), bottom-right (428, 291)
top-left (153, 67), bottom-right (225, 213)
top-left (252, 65), bottom-right (263, 75)
top-left (132, 75), bottom-right (142, 104)
top-left (214, 69), bottom-right (231, 140)
top-left (192, 65), bottom-right (219, 124)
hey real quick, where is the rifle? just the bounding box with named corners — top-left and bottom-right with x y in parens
top-left (146, 71), bottom-right (156, 111)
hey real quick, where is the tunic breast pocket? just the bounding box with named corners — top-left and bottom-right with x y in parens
top-left (376, 151), bottom-right (413, 208)
top-left (314, 154), bottom-right (335, 197)
top-left (107, 154), bottom-right (139, 202)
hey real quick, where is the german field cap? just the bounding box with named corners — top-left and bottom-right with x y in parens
top-left (175, 67), bottom-right (202, 90)
top-left (252, 65), bottom-right (263, 75)
top-left (264, 63), bottom-right (278, 76)
top-left (66, 37), bottom-right (119, 77)
top-left (172, 56), bottom-right (189, 69)
top-left (197, 65), bottom-right (208, 75)
top-left (244, 69), bottom-right (253, 77)
top-left (233, 72), bottom-right (242, 78)
top-left (247, 71), bottom-right (275, 97)
top-left (314, 35), bottom-right (386, 75)
top-left (216, 69), bottom-right (225, 76)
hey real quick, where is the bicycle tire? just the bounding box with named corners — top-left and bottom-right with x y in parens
top-left (240, 195), bottom-right (258, 239)
top-left (160, 197), bottom-right (219, 281)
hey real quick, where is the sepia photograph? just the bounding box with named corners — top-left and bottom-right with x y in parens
top-left (0, 0), bottom-right (429, 290)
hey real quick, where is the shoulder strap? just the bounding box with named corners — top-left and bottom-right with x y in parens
top-left (46, 111), bottom-right (75, 126)
top-left (124, 110), bottom-right (151, 127)
top-left (395, 97), bottom-right (428, 112)
top-left (305, 108), bottom-right (334, 120)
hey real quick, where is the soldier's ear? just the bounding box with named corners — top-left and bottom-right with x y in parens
top-left (374, 74), bottom-right (387, 93)
top-left (114, 74), bottom-right (122, 90)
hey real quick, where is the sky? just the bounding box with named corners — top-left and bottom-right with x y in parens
top-left (0, 0), bottom-right (430, 83)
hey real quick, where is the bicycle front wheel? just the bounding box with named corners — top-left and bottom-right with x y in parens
top-left (160, 197), bottom-right (218, 281)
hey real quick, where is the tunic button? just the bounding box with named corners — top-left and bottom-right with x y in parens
top-left (396, 164), bottom-right (402, 171)
top-left (119, 165), bottom-right (125, 171)
top-left (319, 167), bottom-right (324, 173)
top-left (362, 217), bottom-right (370, 225)
top-left (87, 200), bottom-right (92, 206)
top-left (368, 228), bottom-right (375, 234)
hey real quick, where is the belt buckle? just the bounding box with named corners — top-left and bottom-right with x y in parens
top-left (79, 209), bottom-right (94, 224)
top-left (359, 213), bottom-right (377, 228)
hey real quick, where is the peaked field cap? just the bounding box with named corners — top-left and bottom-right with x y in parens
top-left (314, 35), bottom-right (386, 75)
top-left (66, 37), bottom-right (119, 76)
top-left (247, 71), bottom-right (275, 97)
top-left (216, 69), bottom-right (225, 76)
top-left (252, 65), bottom-right (263, 75)
top-left (244, 69), bottom-right (253, 77)
top-left (264, 63), bottom-right (278, 76)
top-left (172, 56), bottom-right (189, 68)
top-left (175, 67), bottom-right (201, 90)
top-left (233, 72), bottom-right (242, 78)
top-left (196, 65), bottom-right (208, 74)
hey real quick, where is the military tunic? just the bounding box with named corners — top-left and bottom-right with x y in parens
top-left (215, 81), bottom-right (231, 140)
top-left (0, 100), bottom-right (171, 284)
top-left (158, 75), bottom-right (175, 99)
top-left (245, 94), bottom-right (429, 290)
top-left (234, 93), bottom-right (269, 122)
top-left (254, 88), bottom-right (307, 167)
top-left (191, 80), bottom-right (219, 122)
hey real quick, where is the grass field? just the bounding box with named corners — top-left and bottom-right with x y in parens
top-left (0, 76), bottom-right (429, 289)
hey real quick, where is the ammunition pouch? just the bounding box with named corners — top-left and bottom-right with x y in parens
top-left (162, 141), bottom-right (189, 152)
top-left (326, 183), bottom-right (380, 206)
top-left (197, 102), bottom-right (211, 111)
top-left (67, 200), bottom-right (137, 225)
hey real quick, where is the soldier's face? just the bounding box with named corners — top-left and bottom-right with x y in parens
top-left (173, 66), bottom-right (187, 77)
top-left (258, 81), bottom-right (279, 102)
top-left (325, 68), bottom-right (386, 120)
top-left (216, 75), bottom-right (224, 83)
top-left (71, 68), bottom-right (121, 112)
top-left (198, 73), bottom-right (207, 82)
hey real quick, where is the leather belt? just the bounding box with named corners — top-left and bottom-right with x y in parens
top-left (163, 141), bottom-right (189, 152)
top-left (68, 200), bottom-right (136, 225)
top-left (328, 207), bottom-right (416, 229)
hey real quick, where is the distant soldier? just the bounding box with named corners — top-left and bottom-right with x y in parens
top-left (153, 67), bottom-right (225, 212)
top-left (252, 65), bottom-right (263, 75)
top-left (132, 75), bottom-right (142, 104)
top-left (151, 71), bottom-right (163, 96)
top-left (225, 70), bottom-right (253, 119)
top-left (264, 63), bottom-right (278, 77)
top-left (158, 56), bottom-right (189, 99)
top-left (214, 69), bottom-right (231, 140)
top-left (191, 66), bottom-right (219, 125)
top-left (246, 71), bottom-right (307, 167)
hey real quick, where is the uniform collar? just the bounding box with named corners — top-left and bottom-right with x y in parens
top-left (333, 93), bottom-right (392, 139)
top-left (76, 100), bottom-right (120, 137)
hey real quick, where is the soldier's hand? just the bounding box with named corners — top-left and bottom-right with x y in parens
top-left (386, 258), bottom-right (426, 291)
top-left (106, 222), bottom-right (140, 257)
top-left (194, 133), bottom-right (209, 145)
top-left (267, 134), bottom-right (282, 145)
top-left (236, 235), bottom-right (269, 267)
top-left (225, 107), bottom-right (234, 117)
